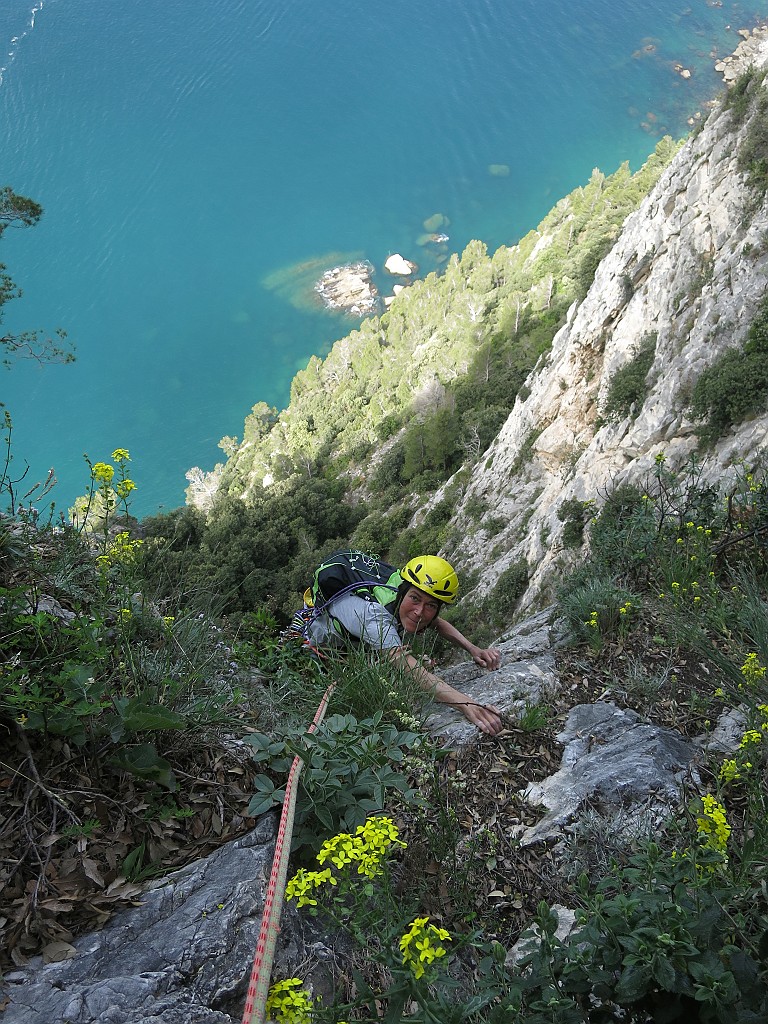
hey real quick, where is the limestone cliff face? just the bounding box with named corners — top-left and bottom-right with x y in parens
top-left (446, 43), bottom-right (768, 611)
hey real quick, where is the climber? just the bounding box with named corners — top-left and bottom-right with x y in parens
top-left (300, 552), bottom-right (504, 736)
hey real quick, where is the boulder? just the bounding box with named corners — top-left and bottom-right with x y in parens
top-left (384, 254), bottom-right (417, 276)
top-left (520, 703), bottom-right (698, 845)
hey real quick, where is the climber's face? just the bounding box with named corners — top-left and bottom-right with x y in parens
top-left (398, 586), bottom-right (441, 634)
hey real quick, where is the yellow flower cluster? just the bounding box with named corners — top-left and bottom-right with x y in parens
top-left (316, 815), bottom-right (406, 879)
top-left (111, 448), bottom-right (131, 463)
top-left (91, 461), bottom-right (114, 484)
top-left (399, 917), bottom-right (451, 979)
top-left (115, 478), bottom-right (137, 500)
top-left (97, 531), bottom-right (143, 570)
top-left (584, 610), bottom-right (598, 629)
top-left (718, 758), bottom-right (742, 783)
top-left (284, 867), bottom-right (337, 908)
top-left (112, 531), bottom-right (143, 563)
top-left (739, 729), bottom-right (762, 750)
top-left (740, 653), bottom-right (766, 689)
top-left (696, 795), bottom-right (730, 854)
top-left (265, 978), bottom-right (314, 1024)
top-left (285, 816), bottom-right (407, 909)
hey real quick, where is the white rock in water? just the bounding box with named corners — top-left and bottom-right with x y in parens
top-left (384, 253), bottom-right (416, 275)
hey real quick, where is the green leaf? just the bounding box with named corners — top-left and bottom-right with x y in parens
top-left (314, 804), bottom-right (334, 831)
top-left (112, 696), bottom-right (187, 735)
top-left (110, 743), bottom-right (177, 791)
top-left (247, 793), bottom-right (280, 816)
top-left (652, 954), bottom-right (677, 991)
top-left (615, 964), bottom-right (651, 1002)
top-left (122, 841), bottom-right (146, 881)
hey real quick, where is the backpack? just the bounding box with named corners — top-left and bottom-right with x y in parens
top-left (311, 550), bottom-right (402, 612)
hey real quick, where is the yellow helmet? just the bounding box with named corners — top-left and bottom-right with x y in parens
top-left (401, 555), bottom-right (459, 604)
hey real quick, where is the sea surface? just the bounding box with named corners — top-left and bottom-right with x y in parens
top-left (1, 0), bottom-right (767, 517)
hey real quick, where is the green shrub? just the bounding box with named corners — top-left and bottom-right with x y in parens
top-left (739, 90), bottom-right (768, 192)
top-left (488, 560), bottom-right (530, 622)
top-left (690, 298), bottom-right (768, 442)
top-left (603, 334), bottom-right (656, 421)
top-left (723, 66), bottom-right (760, 125)
top-left (245, 710), bottom-right (423, 854)
top-left (557, 498), bottom-right (594, 548)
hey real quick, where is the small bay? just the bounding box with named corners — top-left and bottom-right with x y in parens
top-left (1, 0), bottom-right (766, 515)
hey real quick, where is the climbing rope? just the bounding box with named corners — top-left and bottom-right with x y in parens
top-left (241, 682), bottom-right (336, 1024)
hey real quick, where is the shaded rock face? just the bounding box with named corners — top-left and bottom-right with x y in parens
top-left (439, 44), bottom-right (768, 611)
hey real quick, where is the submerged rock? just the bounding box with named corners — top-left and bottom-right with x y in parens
top-left (314, 261), bottom-right (379, 316)
top-left (422, 213), bottom-right (449, 232)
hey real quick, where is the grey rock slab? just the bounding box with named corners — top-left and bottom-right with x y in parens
top-left (2, 816), bottom-right (277, 1024)
top-left (521, 702), bottom-right (698, 845)
top-left (426, 652), bottom-right (559, 746)
top-left (694, 706), bottom-right (748, 754)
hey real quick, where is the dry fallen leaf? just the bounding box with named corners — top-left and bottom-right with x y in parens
top-left (42, 940), bottom-right (78, 964)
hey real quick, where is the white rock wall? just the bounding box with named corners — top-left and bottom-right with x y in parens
top-left (449, 61), bottom-right (768, 610)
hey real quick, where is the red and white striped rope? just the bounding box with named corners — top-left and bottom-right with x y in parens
top-left (241, 682), bottom-right (335, 1024)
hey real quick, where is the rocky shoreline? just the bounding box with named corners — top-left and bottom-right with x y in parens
top-left (715, 23), bottom-right (768, 82)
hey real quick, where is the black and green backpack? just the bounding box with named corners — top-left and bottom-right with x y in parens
top-left (311, 551), bottom-right (402, 612)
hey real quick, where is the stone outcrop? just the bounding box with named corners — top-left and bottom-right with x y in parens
top-left (3, 819), bottom-right (277, 1024)
top-left (383, 253), bottom-right (417, 276)
top-left (314, 261), bottom-right (379, 316)
top-left (521, 703), bottom-right (697, 846)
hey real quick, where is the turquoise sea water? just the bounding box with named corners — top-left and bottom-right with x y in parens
top-left (1, 0), bottom-right (767, 516)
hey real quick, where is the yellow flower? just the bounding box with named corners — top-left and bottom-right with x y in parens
top-left (91, 461), bottom-right (114, 484)
top-left (739, 729), bottom-right (762, 749)
top-left (111, 448), bottom-right (131, 463)
top-left (265, 979), bottom-right (313, 1024)
top-left (741, 653), bottom-right (766, 688)
top-left (400, 917), bottom-right (451, 980)
top-left (696, 795), bottom-right (730, 854)
top-left (285, 867), bottom-right (337, 908)
top-left (116, 478), bottom-right (137, 500)
top-left (718, 759), bottom-right (740, 783)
